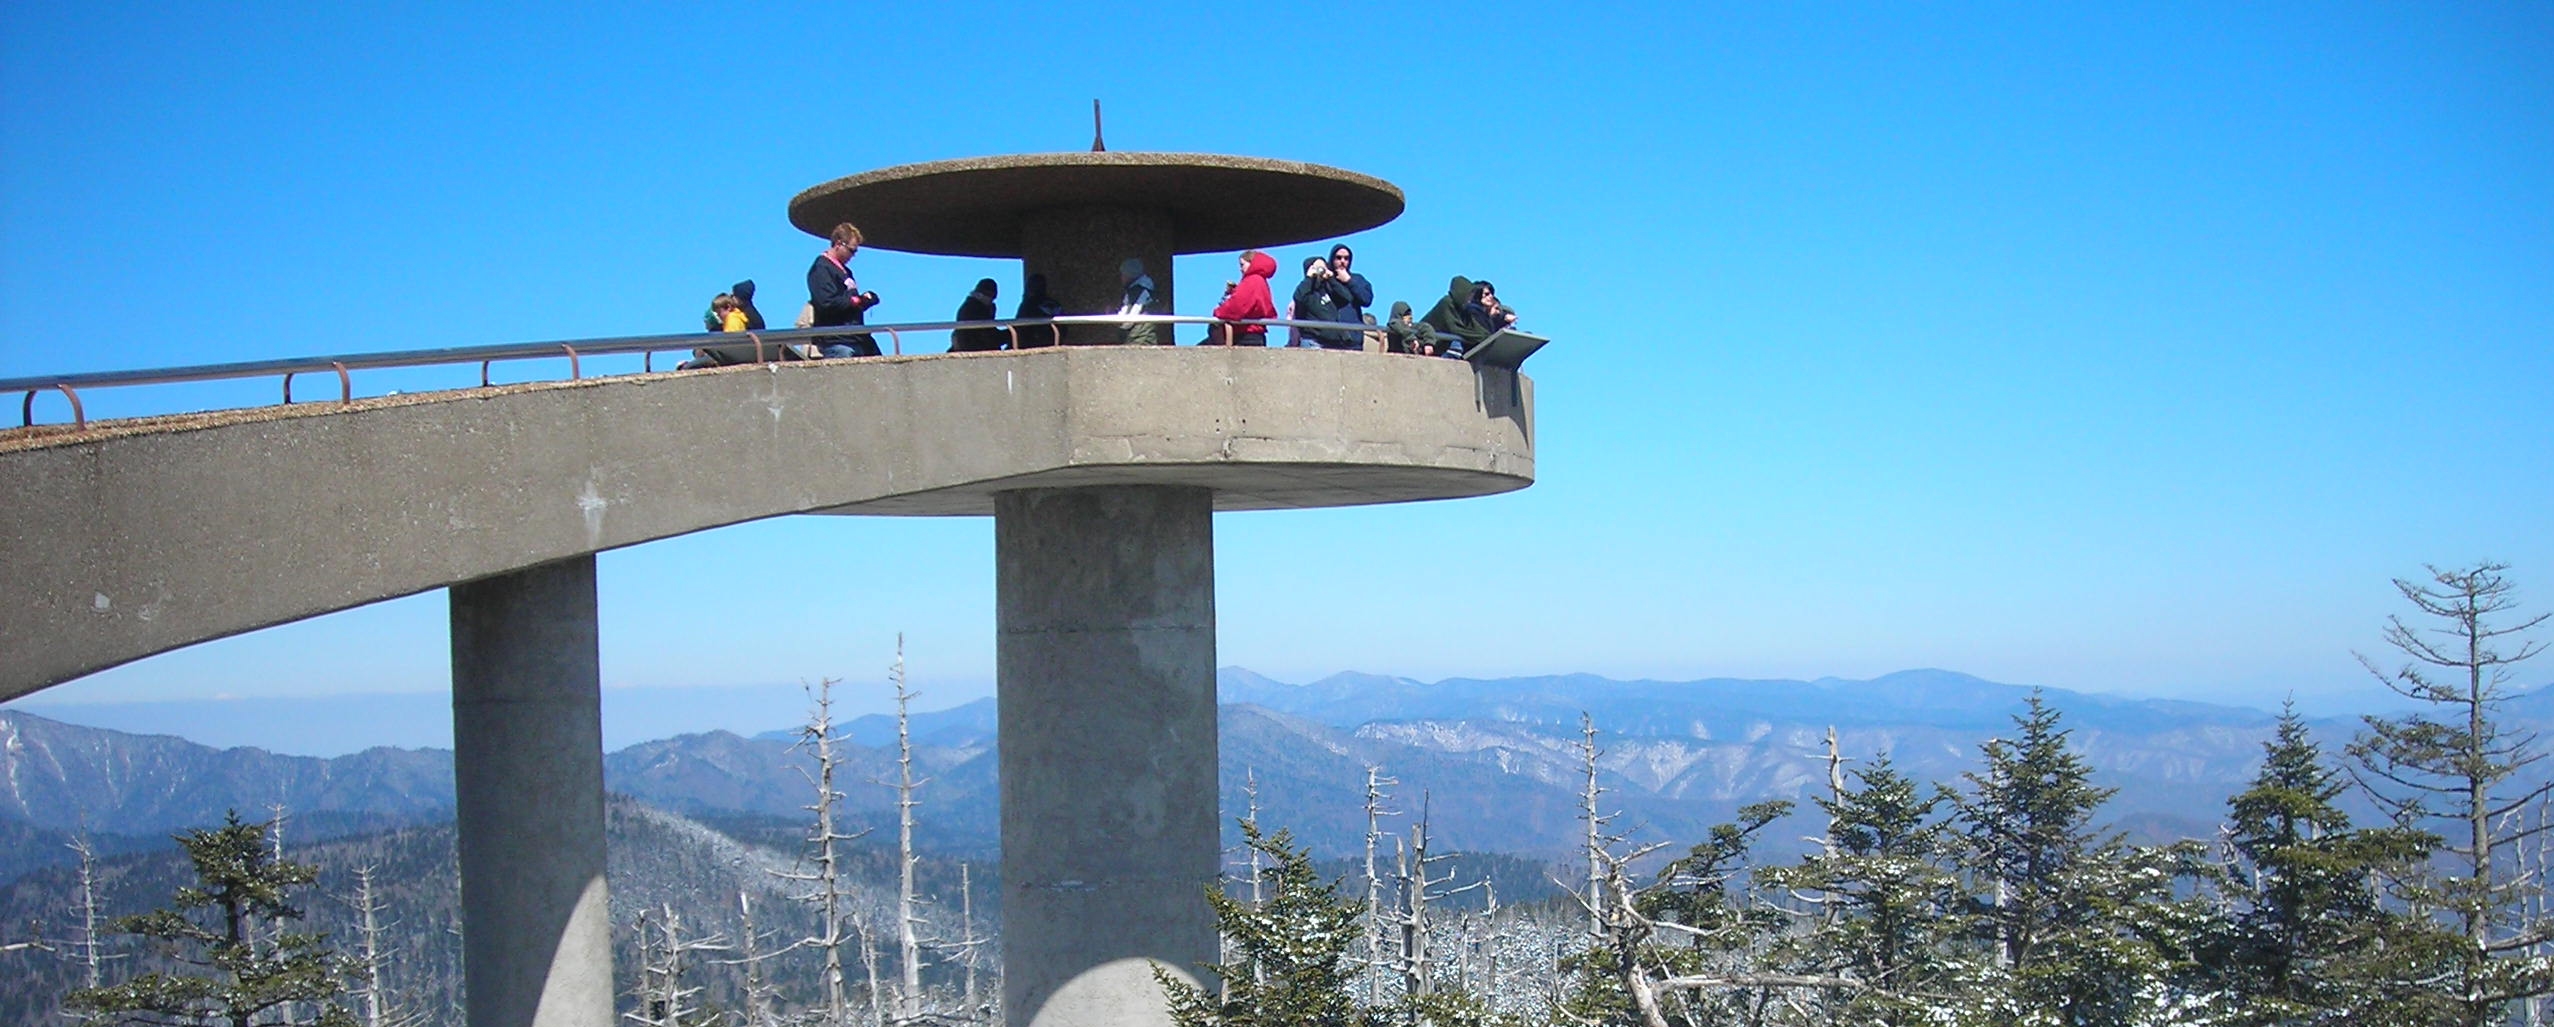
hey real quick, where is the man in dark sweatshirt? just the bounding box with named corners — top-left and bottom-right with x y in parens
top-left (1292, 256), bottom-right (1357, 349)
top-left (1326, 244), bottom-right (1374, 328)
top-left (809, 222), bottom-right (881, 358)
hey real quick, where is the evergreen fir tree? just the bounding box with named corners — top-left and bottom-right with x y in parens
top-left (2217, 705), bottom-right (2455, 1025)
top-left (1761, 755), bottom-right (1972, 1022)
top-left (1161, 821), bottom-right (1380, 1027)
top-left (1959, 691), bottom-right (2120, 972)
top-left (1956, 692), bottom-right (2217, 1026)
top-left (67, 810), bottom-right (357, 1027)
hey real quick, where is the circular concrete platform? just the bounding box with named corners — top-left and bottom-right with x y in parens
top-left (786, 152), bottom-right (1406, 256)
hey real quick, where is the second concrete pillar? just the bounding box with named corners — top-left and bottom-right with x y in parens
top-left (996, 485), bottom-right (1220, 1027)
top-left (451, 556), bottom-right (614, 1027)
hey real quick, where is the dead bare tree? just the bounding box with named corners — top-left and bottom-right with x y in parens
top-left (64, 831), bottom-right (114, 1002)
top-left (856, 910), bottom-right (885, 1027)
top-left (886, 636), bottom-right (928, 1025)
top-left (718, 891), bottom-right (781, 1027)
top-left (1579, 713), bottom-right (1617, 942)
top-left (2348, 562), bottom-right (2554, 1022)
top-left (1390, 794), bottom-right (1484, 1000)
top-left (1572, 837), bottom-right (1888, 1027)
top-left (774, 676), bottom-right (870, 1026)
top-left (340, 864), bottom-right (421, 1027)
top-left (954, 863), bottom-right (987, 1024)
top-left (625, 904), bottom-right (730, 1027)
top-left (1360, 764), bottom-right (1400, 1005)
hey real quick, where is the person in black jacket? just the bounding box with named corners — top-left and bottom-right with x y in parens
top-left (808, 223), bottom-right (881, 358)
top-left (1014, 273), bottom-right (1063, 349)
top-left (1326, 244), bottom-right (1373, 329)
top-left (951, 279), bottom-right (1004, 352)
top-left (1291, 257), bottom-right (1357, 349)
top-left (730, 279), bottom-right (766, 331)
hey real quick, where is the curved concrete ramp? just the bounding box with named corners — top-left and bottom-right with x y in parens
top-left (0, 347), bottom-right (1533, 699)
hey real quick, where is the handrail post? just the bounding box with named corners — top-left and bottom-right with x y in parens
top-left (20, 385), bottom-right (85, 430)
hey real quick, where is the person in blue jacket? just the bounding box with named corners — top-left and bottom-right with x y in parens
top-left (1326, 244), bottom-right (1373, 329)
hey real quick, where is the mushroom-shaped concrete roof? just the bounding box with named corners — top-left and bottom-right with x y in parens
top-left (787, 152), bottom-right (1405, 257)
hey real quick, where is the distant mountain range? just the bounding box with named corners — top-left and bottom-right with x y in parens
top-left (10, 668), bottom-right (2548, 884)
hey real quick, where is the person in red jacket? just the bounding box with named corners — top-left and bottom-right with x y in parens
top-left (1208, 250), bottom-right (1277, 346)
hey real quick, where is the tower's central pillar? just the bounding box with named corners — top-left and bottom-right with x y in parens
top-left (1017, 205), bottom-right (1174, 346)
top-left (996, 485), bottom-right (1220, 1027)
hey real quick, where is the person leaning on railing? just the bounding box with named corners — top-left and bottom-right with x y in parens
top-left (1420, 275), bottom-right (1498, 357)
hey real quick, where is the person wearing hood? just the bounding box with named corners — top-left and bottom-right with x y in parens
top-left (1209, 250), bottom-right (1277, 345)
top-left (1420, 275), bottom-right (1489, 355)
top-left (1291, 256), bottom-right (1356, 349)
top-left (951, 278), bottom-right (1004, 352)
top-left (1116, 258), bottom-right (1164, 345)
top-left (1014, 273), bottom-right (1064, 349)
top-left (1384, 300), bottom-right (1445, 356)
top-left (1465, 280), bottom-right (1519, 339)
top-left (1325, 244), bottom-right (1373, 327)
top-left (730, 279), bottom-right (766, 331)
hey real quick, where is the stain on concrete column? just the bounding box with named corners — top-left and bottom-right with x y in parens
top-left (1019, 206), bottom-right (1174, 346)
top-left (451, 555), bottom-right (613, 1027)
top-left (996, 485), bottom-right (1220, 1027)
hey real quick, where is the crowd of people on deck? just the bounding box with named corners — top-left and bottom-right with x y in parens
top-left (681, 222), bottom-right (1521, 369)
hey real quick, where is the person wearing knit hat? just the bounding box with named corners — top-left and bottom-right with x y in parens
top-left (1117, 258), bottom-right (1163, 345)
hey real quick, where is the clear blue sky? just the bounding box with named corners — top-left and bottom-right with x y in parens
top-left (5, 1), bottom-right (2548, 727)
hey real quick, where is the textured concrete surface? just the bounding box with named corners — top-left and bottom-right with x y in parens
top-left (0, 347), bottom-right (1531, 699)
top-left (786, 152), bottom-right (1405, 257)
top-left (451, 557), bottom-right (614, 1027)
top-left (997, 486), bottom-right (1219, 1027)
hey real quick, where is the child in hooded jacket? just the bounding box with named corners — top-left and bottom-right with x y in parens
top-left (1209, 250), bottom-right (1277, 345)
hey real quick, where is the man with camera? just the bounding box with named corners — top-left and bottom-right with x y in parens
top-left (808, 222), bottom-right (882, 358)
top-left (1291, 256), bottom-right (1358, 349)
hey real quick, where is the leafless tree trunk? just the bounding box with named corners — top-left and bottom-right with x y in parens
top-left (1361, 764), bottom-right (1399, 1006)
top-left (2349, 562), bottom-right (2554, 1023)
top-left (857, 911), bottom-right (885, 1027)
top-left (888, 637), bottom-right (927, 1025)
top-left (774, 677), bottom-right (867, 1026)
top-left (342, 864), bottom-right (414, 1027)
top-left (266, 801), bottom-right (299, 1027)
top-left (68, 832), bottom-right (105, 993)
top-left (626, 905), bottom-right (730, 1027)
top-left (1579, 712), bottom-right (1617, 942)
top-left (957, 862), bottom-right (982, 1024)
top-left (1392, 794), bottom-right (1483, 1000)
top-left (720, 891), bottom-right (779, 1027)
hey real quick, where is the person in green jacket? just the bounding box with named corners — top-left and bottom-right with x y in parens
top-left (1420, 275), bottom-right (1489, 356)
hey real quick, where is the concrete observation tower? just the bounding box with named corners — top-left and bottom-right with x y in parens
top-left (788, 151), bottom-right (1530, 1026)
top-left (0, 151), bottom-right (1533, 1027)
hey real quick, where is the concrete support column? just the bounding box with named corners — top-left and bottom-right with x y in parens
top-left (997, 485), bottom-right (1220, 1027)
top-left (1019, 205), bottom-right (1175, 345)
top-left (451, 556), bottom-right (613, 1027)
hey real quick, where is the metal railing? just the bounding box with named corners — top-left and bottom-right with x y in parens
top-left (3, 314), bottom-right (1453, 430)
